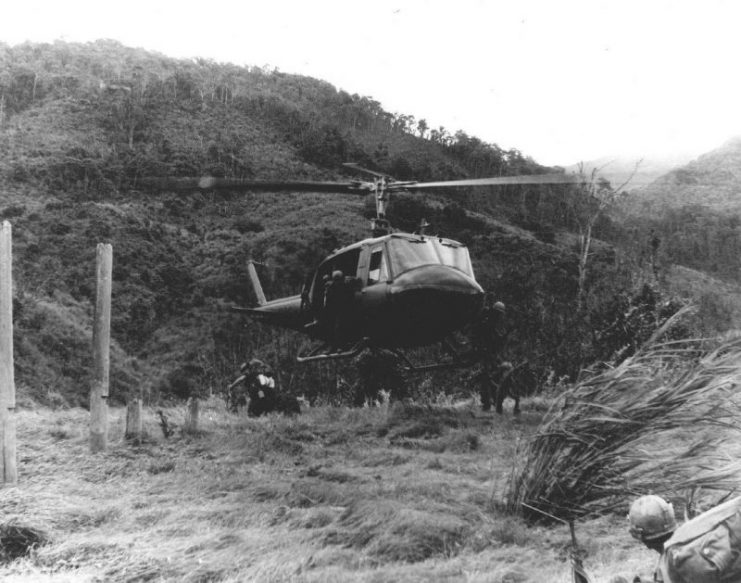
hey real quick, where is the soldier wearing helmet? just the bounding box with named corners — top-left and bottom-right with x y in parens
top-left (470, 293), bottom-right (511, 413)
top-left (624, 494), bottom-right (741, 582)
top-left (227, 358), bottom-right (275, 414)
top-left (628, 495), bottom-right (678, 550)
top-left (246, 360), bottom-right (277, 417)
top-left (624, 495), bottom-right (678, 582)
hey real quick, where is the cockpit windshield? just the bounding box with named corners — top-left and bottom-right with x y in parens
top-left (387, 236), bottom-right (473, 277)
top-left (435, 239), bottom-right (473, 274)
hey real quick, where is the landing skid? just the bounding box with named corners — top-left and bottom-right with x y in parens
top-left (295, 335), bottom-right (480, 369)
top-left (390, 337), bottom-right (480, 372)
top-left (296, 338), bottom-right (368, 363)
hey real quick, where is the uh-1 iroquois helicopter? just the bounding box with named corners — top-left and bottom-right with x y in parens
top-left (151, 164), bottom-right (579, 369)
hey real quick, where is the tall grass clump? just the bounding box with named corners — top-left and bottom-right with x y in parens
top-left (506, 332), bottom-right (741, 523)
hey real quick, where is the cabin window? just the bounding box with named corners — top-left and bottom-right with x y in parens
top-left (367, 247), bottom-right (388, 285)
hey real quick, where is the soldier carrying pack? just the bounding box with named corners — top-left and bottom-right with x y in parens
top-left (627, 494), bottom-right (741, 582)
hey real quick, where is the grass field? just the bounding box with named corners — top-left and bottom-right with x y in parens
top-left (0, 398), bottom-right (658, 583)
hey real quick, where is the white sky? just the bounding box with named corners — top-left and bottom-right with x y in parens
top-left (2, 0), bottom-right (740, 166)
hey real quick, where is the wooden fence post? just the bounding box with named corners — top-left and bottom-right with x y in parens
top-left (184, 397), bottom-right (199, 434)
top-left (0, 221), bottom-right (17, 483)
top-left (90, 243), bottom-right (112, 453)
top-left (125, 398), bottom-right (143, 441)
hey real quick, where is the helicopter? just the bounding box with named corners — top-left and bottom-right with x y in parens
top-left (150, 166), bottom-right (579, 369)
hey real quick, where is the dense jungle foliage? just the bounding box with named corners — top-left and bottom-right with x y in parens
top-left (0, 40), bottom-right (736, 407)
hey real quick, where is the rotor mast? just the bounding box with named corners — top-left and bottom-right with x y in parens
top-left (342, 163), bottom-right (395, 237)
top-left (371, 176), bottom-right (392, 237)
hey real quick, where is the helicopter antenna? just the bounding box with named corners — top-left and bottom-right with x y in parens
top-left (416, 218), bottom-right (431, 235)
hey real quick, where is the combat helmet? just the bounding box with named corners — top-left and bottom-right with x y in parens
top-left (628, 495), bottom-right (677, 541)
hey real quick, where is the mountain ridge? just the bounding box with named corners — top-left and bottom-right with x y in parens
top-left (564, 152), bottom-right (694, 191)
top-left (630, 136), bottom-right (741, 212)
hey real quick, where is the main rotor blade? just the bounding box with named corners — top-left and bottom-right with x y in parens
top-left (342, 162), bottom-right (393, 179)
top-left (142, 176), bottom-right (373, 194)
top-left (393, 173), bottom-right (582, 190)
top-left (142, 172), bottom-right (582, 195)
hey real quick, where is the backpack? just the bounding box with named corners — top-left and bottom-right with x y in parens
top-left (659, 496), bottom-right (741, 582)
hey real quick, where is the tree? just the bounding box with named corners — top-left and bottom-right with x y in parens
top-left (417, 118), bottom-right (428, 139)
top-left (571, 161), bottom-right (638, 310)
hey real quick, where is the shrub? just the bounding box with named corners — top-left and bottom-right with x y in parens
top-left (1, 205), bottom-right (25, 219)
top-left (506, 330), bottom-right (741, 523)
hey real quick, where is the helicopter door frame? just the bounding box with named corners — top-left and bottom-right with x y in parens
top-left (308, 247), bottom-right (362, 311)
top-left (362, 242), bottom-right (391, 287)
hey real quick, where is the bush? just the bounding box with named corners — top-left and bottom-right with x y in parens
top-left (507, 333), bottom-right (741, 523)
top-left (232, 217), bottom-right (264, 234)
top-left (159, 363), bottom-right (206, 400)
top-left (1, 205), bottom-right (25, 219)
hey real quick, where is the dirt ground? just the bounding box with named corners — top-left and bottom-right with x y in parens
top-left (0, 399), bottom-right (657, 582)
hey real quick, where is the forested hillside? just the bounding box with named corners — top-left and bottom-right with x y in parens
top-left (635, 138), bottom-right (741, 212)
top-left (0, 40), bottom-right (725, 407)
top-left (624, 138), bottom-right (741, 282)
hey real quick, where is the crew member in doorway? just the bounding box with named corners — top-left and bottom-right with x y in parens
top-left (324, 270), bottom-right (356, 348)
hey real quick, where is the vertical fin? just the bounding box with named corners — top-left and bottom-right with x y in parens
top-left (247, 260), bottom-right (267, 306)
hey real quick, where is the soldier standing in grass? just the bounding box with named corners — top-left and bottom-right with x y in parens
top-left (621, 494), bottom-right (741, 582)
top-left (470, 295), bottom-right (509, 412)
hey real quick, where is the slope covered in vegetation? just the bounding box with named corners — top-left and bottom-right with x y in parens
top-left (0, 40), bottom-right (720, 406)
top-left (623, 138), bottom-right (741, 283)
top-left (635, 137), bottom-right (741, 212)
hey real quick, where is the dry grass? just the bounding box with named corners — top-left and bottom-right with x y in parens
top-left (507, 333), bottom-right (741, 523)
top-left (0, 396), bottom-right (691, 582)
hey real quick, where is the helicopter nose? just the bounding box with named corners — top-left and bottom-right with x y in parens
top-left (388, 265), bottom-right (484, 343)
top-left (390, 265), bottom-right (484, 295)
